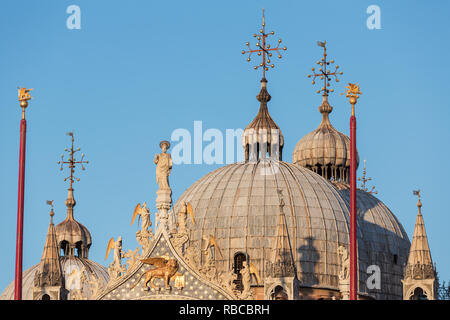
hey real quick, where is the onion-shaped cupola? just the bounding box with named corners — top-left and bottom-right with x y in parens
top-left (55, 132), bottom-right (92, 258)
top-left (55, 188), bottom-right (92, 258)
top-left (242, 78), bottom-right (284, 161)
top-left (292, 41), bottom-right (358, 183)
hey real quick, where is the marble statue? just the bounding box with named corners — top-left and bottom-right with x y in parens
top-left (338, 245), bottom-right (350, 280)
top-left (154, 140), bottom-right (173, 191)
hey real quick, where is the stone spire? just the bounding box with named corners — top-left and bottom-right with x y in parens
top-left (407, 198), bottom-right (433, 267)
top-left (242, 79), bottom-right (284, 161)
top-left (33, 203), bottom-right (66, 300)
top-left (264, 190), bottom-right (296, 300)
top-left (266, 190), bottom-right (295, 278)
top-left (402, 190), bottom-right (437, 300)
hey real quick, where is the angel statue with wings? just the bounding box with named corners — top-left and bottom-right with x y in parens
top-left (105, 236), bottom-right (125, 282)
top-left (131, 202), bottom-right (153, 251)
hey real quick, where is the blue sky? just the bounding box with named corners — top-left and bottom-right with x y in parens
top-left (1, 0), bottom-right (449, 292)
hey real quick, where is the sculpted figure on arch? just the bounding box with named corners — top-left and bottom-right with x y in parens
top-left (154, 140), bottom-right (173, 192)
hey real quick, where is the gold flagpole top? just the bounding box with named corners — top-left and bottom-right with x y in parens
top-left (343, 83), bottom-right (362, 115)
top-left (17, 87), bottom-right (33, 119)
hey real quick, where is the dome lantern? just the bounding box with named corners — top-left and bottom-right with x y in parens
top-left (293, 41), bottom-right (358, 183)
top-left (242, 79), bottom-right (284, 162)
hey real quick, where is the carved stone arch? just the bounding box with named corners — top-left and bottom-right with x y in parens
top-left (264, 281), bottom-right (292, 300)
top-left (407, 286), bottom-right (430, 300)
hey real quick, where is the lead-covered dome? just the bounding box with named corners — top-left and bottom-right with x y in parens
top-left (0, 256), bottom-right (108, 300)
top-left (55, 189), bottom-right (92, 258)
top-left (292, 96), bottom-right (359, 183)
top-left (173, 159), bottom-right (409, 299)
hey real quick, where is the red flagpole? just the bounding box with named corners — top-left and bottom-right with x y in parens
top-left (14, 88), bottom-right (32, 300)
top-left (350, 112), bottom-right (357, 300)
top-left (14, 118), bottom-right (27, 300)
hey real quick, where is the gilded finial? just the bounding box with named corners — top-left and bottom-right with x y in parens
top-left (17, 87), bottom-right (33, 119)
top-left (241, 9), bottom-right (287, 80)
top-left (358, 160), bottom-right (377, 194)
top-left (57, 132), bottom-right (89, 189)
top-left (307, 41), bottom-right (343, 96)
top-left (413, 189), bottom-right (422, 213)
top-left (342, 83), bottom-right (362, 115)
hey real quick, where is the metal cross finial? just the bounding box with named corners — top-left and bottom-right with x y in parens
top-left (308, 41), bottom-right (343, 96)
top-left (358, 160), bottom-right (377, 194)
top-left (57, 132), bottom-right (88, 189)
top-left (241, 9), bottom-right (287, 80)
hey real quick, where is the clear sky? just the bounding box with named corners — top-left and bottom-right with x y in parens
top-left (1, 0), bottom-right (449, 293)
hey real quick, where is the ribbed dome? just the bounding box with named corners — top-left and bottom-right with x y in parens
top-left (292, 96), bottom-right (359, 183)
top-left (55, 189), bottom-right (92, 258)
top-left (335, 186), bottom-right (411, 300)
top-left (56, 218), bottom-right (92, 252)
top-left (0, 256), bottom-right (109, 300)
top-left (173, 159), bottom-right (409, 299)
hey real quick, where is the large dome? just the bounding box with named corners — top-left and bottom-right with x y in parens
top-left (173, 159), bottom-right (410, 299)
top-left (0, 256), bottom-right (109, 300)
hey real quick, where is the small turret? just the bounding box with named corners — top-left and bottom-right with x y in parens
top-left (402, 190), bottom-right (438, 300)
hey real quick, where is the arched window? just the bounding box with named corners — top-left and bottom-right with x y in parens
top-left (75, 241), bottom-right (84, 258)
top-left (410, 287), bottom-right (428, 300)
top-left (60, 240), bottom-right (69, 256)
top-left (42, 294), bottom-right (50, 300)
top-left (233, 253), bottom-right (247, 291)
top-left (270, 285), bottom-right (288, 300)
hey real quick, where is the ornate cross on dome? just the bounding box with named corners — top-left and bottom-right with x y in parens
top-left (57, 132), bottom-right (88, 189)
top-left (241, 9), bottom-right (287, 80)
top-left (358, 160), bottom-right (377, 194)
top-left (308, 41), bottom-right (343, 96)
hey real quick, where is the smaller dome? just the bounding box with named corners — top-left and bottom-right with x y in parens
top-left (293, 95), bottom-right (359, 183)
top-left (0, 256), bottom-right (109, 300)
top-left (55, 189), bottom-right (92, 258)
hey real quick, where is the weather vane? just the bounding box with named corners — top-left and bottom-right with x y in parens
top-left (57, 132), bottom-right (88, 189)
top-left (241, 8), bottom-right (287, 80)
top-left (308, 41), bottom-right (343, 96)
top-left (46, 200), bottom-right (55, 221)
top-left (413, 189), bottom-right (421, 201)
top-left (358, 160), bottom-right (377, 194)
top-left (413, 189), bottom-right (423, 213)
